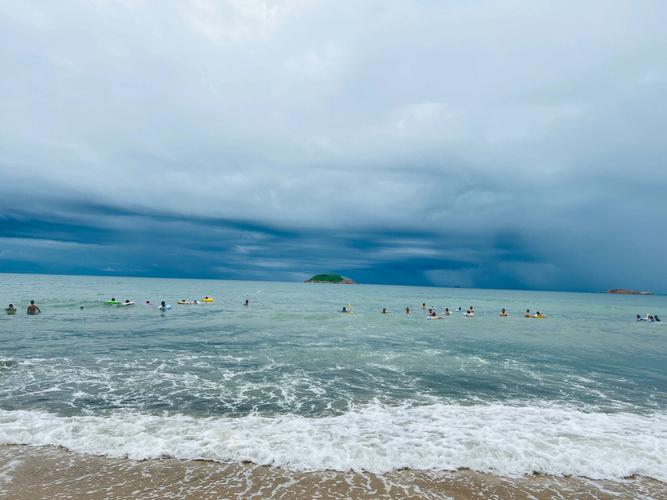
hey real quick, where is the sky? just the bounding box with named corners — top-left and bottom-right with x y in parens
top-left (1, 0), bottom-right (666, 291)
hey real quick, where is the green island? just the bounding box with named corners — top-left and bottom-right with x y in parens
top-left (305, 274), bottom-right (356, 284)
top-left (607, 289), bottom-right (653, 295)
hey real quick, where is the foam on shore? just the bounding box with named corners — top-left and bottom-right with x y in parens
top-left (1, 403), bottom-right (666, 481)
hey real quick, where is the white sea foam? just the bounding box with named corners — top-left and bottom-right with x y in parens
top-left (1, 403), bottom-right (666, 481)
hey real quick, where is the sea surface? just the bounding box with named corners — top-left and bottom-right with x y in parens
top-left (1, 273), bottom-right (666, 498)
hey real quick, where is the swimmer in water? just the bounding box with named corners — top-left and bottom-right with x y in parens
top-left (500, 308), bottom-right (508, 317)
top-left (405, 306), bottom-right (411, 315)
top-left (5, 304), bottom-right (17, 315)
top-left (443, 307), bottom-right (450, 316)
top-left (381, 308), bottom-right (388, 314)
top-left (524, 309), bottom-right (531, 318)
top-left (655, 315), bottom-right (661, 322)
top-left (159, 301), bottom-right (168, 312)
top-left (244, 299), bottom-right (250, 306)
top-left (26, 300), bottom-right (41, 315)
top-left (421, 303), bottom-right (426, 309)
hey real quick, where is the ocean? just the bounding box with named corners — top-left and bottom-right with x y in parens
top-left (1, 273), bottom-right (666, 498)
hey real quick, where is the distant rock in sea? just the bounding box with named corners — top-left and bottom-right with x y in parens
top-left (305, 274), bottom-right (356, 284)
top-left (607, 289), bottom-right (653, 295)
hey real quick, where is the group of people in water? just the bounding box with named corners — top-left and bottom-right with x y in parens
top-left (4, 301), bottom-right (41, 315)
top-left (345, 304), bottom-right (548, 319)
top-left (5, 299), bottom-right (661, 322)
top-left (107, 296), bottom-right (220, 311)
top-left (3, 296), bottom-right (245, 315)
top-left (419, 305), bottom-right (483, 318)
top-left (636, 314), bottom-right (661, 322)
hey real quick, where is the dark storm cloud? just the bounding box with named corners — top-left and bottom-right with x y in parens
top-left (0, 202), bottom-right (537, 287)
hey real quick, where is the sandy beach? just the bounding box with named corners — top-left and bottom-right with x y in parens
top-left (1, 445), bottom-right (664, 499)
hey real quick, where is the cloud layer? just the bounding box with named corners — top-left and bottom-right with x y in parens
top-left (1, 0), bottom-right (666, 291)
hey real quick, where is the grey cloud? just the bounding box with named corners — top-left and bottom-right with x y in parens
top-left (1, 0), bottom-right (666, 290)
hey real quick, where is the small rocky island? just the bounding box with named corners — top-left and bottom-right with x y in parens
top-left (305, 274), bottom-right (356, 284)
top-left (608, 289), bottom-right (653, 295)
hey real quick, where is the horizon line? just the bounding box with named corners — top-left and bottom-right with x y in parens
top-left (1, 270), bottom-right (659, 296)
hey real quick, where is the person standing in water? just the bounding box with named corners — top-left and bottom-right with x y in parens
top-left (244, 299), bottom-right (250, 306)
top-left (524, 309), bottom-right (531, 318)
top-left (405, 306), bottom-right (411, 315)
top-left (26, 300), bottom-right (41, 315)
top-left (381, 308), bottom-right (388, 314)
top-left (500, 308), bottom-right (508, 317)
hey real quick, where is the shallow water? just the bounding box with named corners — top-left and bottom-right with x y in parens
top-left (1, 273), bottom-right (666, 490)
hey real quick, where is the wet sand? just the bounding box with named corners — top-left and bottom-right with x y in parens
top-left (1, 445), bottom-right (664, 499)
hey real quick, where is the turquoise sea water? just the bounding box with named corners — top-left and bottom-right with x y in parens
top-left (1, 273), bottom-right (666, 480)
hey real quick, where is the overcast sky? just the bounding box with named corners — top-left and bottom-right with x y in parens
top-left (1, 0), bottom-right (666, 291)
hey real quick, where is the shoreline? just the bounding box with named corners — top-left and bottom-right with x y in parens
top-left (1, 445), bottom-right (664, 499)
